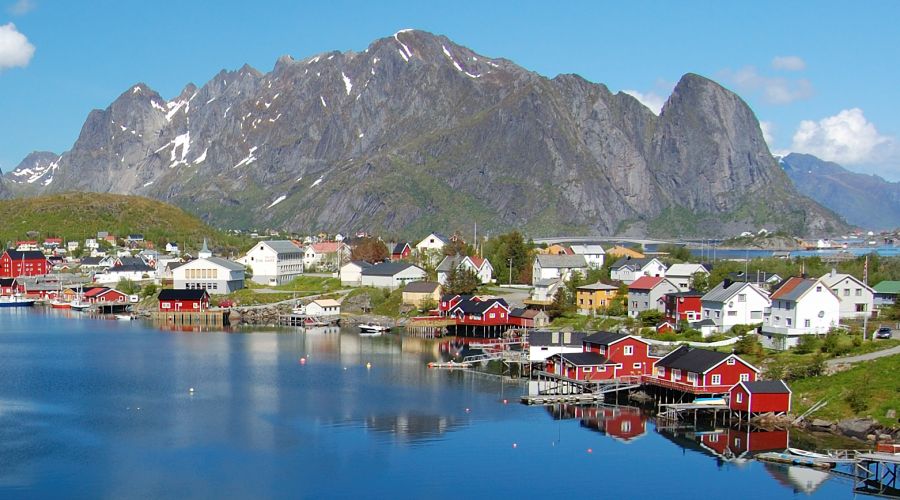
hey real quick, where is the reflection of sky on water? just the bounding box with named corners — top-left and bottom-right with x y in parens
top-left (0, 309), bottom-right (852, 498)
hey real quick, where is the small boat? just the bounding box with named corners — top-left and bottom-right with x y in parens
top-left (70, 301), bottom-right (90, 311)
top-left (787, 447), bottom-right (832, 459)
top-left (50, 300), bottom-right (72, 309)
top-left (359, 323), bottom-right (391, 333)
top-left (0, 295), bottom-right (36, 308)
top-left (115, 314), bottom-right (134, 321)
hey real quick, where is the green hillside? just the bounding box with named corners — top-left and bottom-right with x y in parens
top-left (0, 192), bottom-right (248, 253)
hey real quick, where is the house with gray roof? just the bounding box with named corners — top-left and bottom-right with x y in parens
top-left (532, 254), bottom-right (588, 285)
top-left (609, 257), bottom-right (666, 284)
top-left (819, 269), bottom-right (874, 319)
top-left (699, 279), bottom-right (770, 333)
top-left (760, 277), bottom-right (840, 350)
top-left (360, 262), bottom-right (427, 289)
top-left (237, 240), bottom-right (303, 285)
top-left (173, 257), bottom-right (246, 294)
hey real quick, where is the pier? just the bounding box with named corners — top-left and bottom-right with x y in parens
top-left (151, 310), bottom-right (231, 327)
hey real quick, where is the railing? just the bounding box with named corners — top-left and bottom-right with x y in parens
top-left (641, 375), bottom-right (733, 394)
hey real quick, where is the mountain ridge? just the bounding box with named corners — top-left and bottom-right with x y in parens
top-left (2, 29), bottom-right (846, 238)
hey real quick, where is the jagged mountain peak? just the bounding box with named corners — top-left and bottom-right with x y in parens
top-left (1, 31), bottom-right (847, 237)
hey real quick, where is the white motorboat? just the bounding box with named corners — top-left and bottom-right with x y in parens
top-left (358, 323), bottom-right (391, 334)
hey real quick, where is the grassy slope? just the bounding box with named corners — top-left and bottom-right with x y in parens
top-left (0, 192), bottom-right (247, 251)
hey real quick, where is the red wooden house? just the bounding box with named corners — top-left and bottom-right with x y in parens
top-left (438, 294), bottom-right (472, 316)
top-left (546, 352), bottom-right (612, 381)
top-left (158, 288), bottom-right (210, 312)
top-left (729, 380), bottom-right (791, 416)
top-left (1, 250), bottom-right (50, 277)
top-left (449, 297), bottom-right (510, 326)
top-left (664, 290), bottom-right (703, 324)
top-left (83, 287), bottom-right (128, 304)
top-left (391, 242), bottom-right (413, 261)
top-left (646, 346), bottom-right (759, 395)
top-left (0, 278), bottom-right (22, 295)
top-left (582, 332), bottom-right (658, 378)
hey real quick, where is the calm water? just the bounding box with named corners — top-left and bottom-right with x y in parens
top-left (0, 309), bottom-right (852, 499)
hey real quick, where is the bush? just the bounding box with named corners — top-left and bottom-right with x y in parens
top-left (846, 390), bottom-right (868, 413)
top-left (638, 309), bottom-right (663, 327)
top-left (735, 334), bottom-right (764, 357)
top-left (794, 335), bottom-right (821, 354)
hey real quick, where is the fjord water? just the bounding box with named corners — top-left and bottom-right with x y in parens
top-left (0, 310), bottom-right (848, 499)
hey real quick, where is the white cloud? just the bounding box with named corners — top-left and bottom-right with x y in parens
top-left (0, 23), bottom-right (35, 70)
top-left (722, 66), bottom-right (813, 105)
top-left (621, 89), bottom-right (667, 115)
top-left (791, 108), bottom-right (899, 177)
top-left (771, 55), bottom-right (806, 71)
top-left (759, 121), bottom-right (775, 146)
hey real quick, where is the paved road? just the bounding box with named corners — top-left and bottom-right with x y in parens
top-left (826, 341), bottom-right (900, 366)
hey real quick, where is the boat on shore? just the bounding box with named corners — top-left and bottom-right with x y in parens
top-left (0, 295), bottom-right (36, 308)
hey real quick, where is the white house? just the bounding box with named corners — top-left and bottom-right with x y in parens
top-left (436, 254), bottom-right (494, 285)
top-left (532, 254), bottom-right (588, 285)
top-left (568, 244), bottom-right (606, 269)
top-left (416, 232), bottom-right (450, 253)
top-left (528, 278), bottom-right (563, 305)
top-left (303, 241), bottom-right (349, 271)
top-left (360, 262), bottom-right (427, 289)
top-left (94, 262), bottom-right (157, 284)
top-left (666, 263), bottom-right (710, 290)
top-left (304, 299), bottom-right (341, 318)
top-left (760, 277), bottom-right (841, 350)
top-left (609, 257), bottom-right (666, 284)
top-left (237, 240), bottom-right (303, 285)
top-left (173, 257), bottom-right (245, 294)
top-left (699, 279), bottom-right (770, 333)
top-left (819, 270), bottom-right (874, 319)
top-left (340, 261), bottom-right (373, 286)
top-left (165, 242), bottom-right (180, 254)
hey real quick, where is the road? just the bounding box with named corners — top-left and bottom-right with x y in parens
top-left (826, 338), bottom-right (900, 367)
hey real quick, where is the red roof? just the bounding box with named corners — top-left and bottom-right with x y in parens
top-left (83, 287), bottom-right (110, 298)
top-left (311, 241), bottom-right (344, 253)
top-left (770, 277), bottom-right (804, 300)
top-left (629, 276), bottom-right (664, 290)
top-left (469, 256), bottom-right (485, 269)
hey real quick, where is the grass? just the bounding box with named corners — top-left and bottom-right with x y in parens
top-left (790, 354), bottom-right (900, 427)
top-left (344, 287), bottom-right (405, 318)
top-left (0, 192), bottom-right (248, 252)
top-left (225, 289), bottom-right (296, 306)
top-left (549, 313), bottom-right (624, 331)
top-left (271, 276), bottom-right (342, 293)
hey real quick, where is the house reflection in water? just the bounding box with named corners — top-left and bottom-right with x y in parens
top-left (657, 426), bottom-right (789, 465)
top-left (548, 405), bottom-right (648, 443)
top-left (363, 413), bottom-right (468, 445)
top-left (762, 463), bottom-right (831, 495)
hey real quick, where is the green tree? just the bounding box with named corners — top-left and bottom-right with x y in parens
top-left (483, 231), bottom-right (534, 284)
top-left (116, 278), bottom-right (139, 295)
top-left (659, 244), bottom-right (692, 262)
top-left (141, 282), bottom-right (158, 298)
top-left (691, 272), bottom-right (710, 292)
top-left (444, 266), bottom-right (480, 295)
top-left (638, 309), bottom-right (663, 327)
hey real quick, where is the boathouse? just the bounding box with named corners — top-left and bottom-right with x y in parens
top-left (448, 297), bottom-right (510, 336)
top-left (729, 380), bottom-right (791, 416)
top-left (546, 352), bottom-right (611, 381)
top-left (0, 249), bottom-right (50, 278)
top-left (582, 332), bottom-right (658, 377)
top-left (0, 278), bottom-right (21, 295)
top-left (646, 346), bottom-right (759, 394)
top-left (158, 288), bottom-right (210, 311)
top-left (83, 287), bottom-right (128, 304)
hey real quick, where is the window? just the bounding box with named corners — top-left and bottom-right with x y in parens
top-left (727, 311), bottom-right (737, 317)
top-left (816, 286), bottom-right (822, 292)
top-left (855, 288), bottom-right (862, 297)
top-left (673, 369), bottom-right (681, 380)
top-left (832, 288), bottom-right (838, 295)
top-left (738, 294), bottom-right (746, 303)
top-left (624, 345), bottom-right (634, 356)
top-left (786, 318), bottom-right (792, 326)
top-left (735, 392), bottom-right (743, 403)
top-left (597, 366), bottom-right (606, 372)
top-left (162, 302), bottom-right (171, 309)
top-left (856, 303), bottom-right (867, 312)
top-left (844, 288), bottom-right (850, 296)
top-left (583, 366), bottom-right (592, 372)
top-left (726, 358), bottom-right (735, 365)
top-left (633, 363), bottom-right (642, 369)
top-left (489, 313), bottom-right (495, 319)
top-left (711, 374), bottom-right (721, 385)
top-left (657, 366), bottom-right (665, 377)
top-left (687, 373), bottom-right (697, 384)
top-left (715, 311), bottom-right (721, 318)
top-left (704, 309), bottom-right (710, 318)
top-left (621, 421), bottom-right (631, 433)
top-left (740, 373), bottom-right (750, 382)
top-left (804, 319), bottom-right (811, 328)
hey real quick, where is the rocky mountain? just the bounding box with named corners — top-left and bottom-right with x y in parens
top-left (781, 153), bottom-right (900, 230)
top-left (2, 30), bottom-right (846, 237)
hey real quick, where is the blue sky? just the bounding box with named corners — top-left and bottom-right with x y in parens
top-left (1, 0), bottom-right (899, 179)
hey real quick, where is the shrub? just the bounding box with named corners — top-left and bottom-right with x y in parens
top-left (794, 335), bottom-right (821, 354)
top-left (735, 334), bottom-right (764, 357)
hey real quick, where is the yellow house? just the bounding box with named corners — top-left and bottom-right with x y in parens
top-left (606, 245), bottom-right (645, 259)
top-left (575, 282), bottom-right (620, 315)
top-left (402, 281), bottom-right (442, 309)
top-left (537, 244), bottom-right (572, 255)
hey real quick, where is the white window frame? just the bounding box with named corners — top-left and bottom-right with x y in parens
top-left (624, 345), bottom-right (634, 356)
top-left (656, 366), bottom-right (664, 377)
top-left (711, 374), bottom-right (722, 385)
top-left (672, 369), bottom-right (681, 380)
top-left (632, 362), bottom-right (642, 369)
top-left (740, 373), bottom-right (750, 382)
top-left (736, 392), bottom-right (743, 403)
top-left (583, 366), bottom-right (593, 373)
top-left (726, 358), bottom-right (735, 365)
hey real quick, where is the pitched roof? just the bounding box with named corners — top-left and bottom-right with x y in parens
top-left (819, 271), bottom-right (870, 290)
top-left (203, 257), bottom-right (245, 271)
top-left (535, 254), bottom-right (587, 269)
top-left (468, 255), bottom-right (487, 269)
top-left (436, 254), bottom-right (464, 272)
top-left (452, 297), bottom-right (509, 315)
top-left (583, 331), bottom-right (629, 346)
top-left (569, 244), bottom-right (605, 255)
top-left (629, 276), bottom-right (666, 290)
top-left (610, 256), bottom-right (654, 270)
top-left (403, 281), bottom-right (440, 293)
top-left (79, 257), bottom-right (104, 266)
top-left (666, 263), bottom-right (709, 277)
top-left (667, 290), bottom-right (704, 298)
top-left (702, 280), bottom-right (763, 303)
top-left (4, 249), bottom-right (46, 261)
top-left (0, 278), bottom-right (16, 286)
top-left (158, 289), bottom-right (209, 301)
top-left (509, 308), bottom-right (541, 319)
top-left (577, 282), bottom-right (618, 291)
top-left (109, 263), bottom-right (155, 273)
top-left (770, 277), bottom-right (818, 301)
top-left (346, 260), bottom-right (374, 269)
top-left (392, 242), bottom-right (411, 254)
top-left (656, 346), bottom-right (730, 373)
top-left (361, 261), bottom-right (422, 277)
top-left (557, 351), bottom-right (610, 366)
top-left (874, 281), bottom-right (900, 294)
top-left (740, 380), bottom-right (790, 394)
top-left (310, 241), bottom-right (345, 253)
top-left (261, 240), bottom-right (302, 254)
top-left (727, 271), bottom-right (780, 283)
top-left (311, 299), bottom-right (341, 307)
top-left (530, 331), bottom-right (587, 347)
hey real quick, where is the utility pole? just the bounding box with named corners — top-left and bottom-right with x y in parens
top-left (508, 258), bottom-right (513, 285)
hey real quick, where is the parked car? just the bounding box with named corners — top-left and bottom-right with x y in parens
top-left (875, 327), bottom-right (893, 339)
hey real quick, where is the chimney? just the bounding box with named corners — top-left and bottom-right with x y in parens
top-left (723, 278), bottom-right (733, 288)
top-left (831, 268), bottom-right (837, 277)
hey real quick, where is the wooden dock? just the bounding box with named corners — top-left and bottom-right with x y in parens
top-left (427, 361), bottom-right (472, 369)
top-left (151, 310), bottom-right (230, 327)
